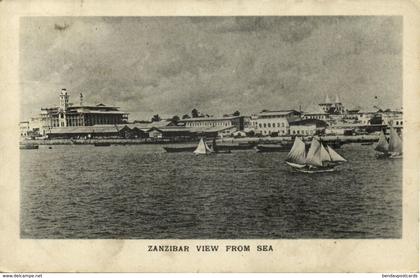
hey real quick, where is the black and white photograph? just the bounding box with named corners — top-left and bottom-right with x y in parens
top-left (18, 16), bottom-right (404, 240)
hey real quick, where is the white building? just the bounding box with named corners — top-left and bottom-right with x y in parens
top-left (289, 119), bottom-right (328, 136)
top-left (253, 110), bottom-right (301, 136)
top-left (302, 103), bottom-right (329, 121)
top-left (178, 116), bottom-right (244, 131)
top-left (19, 121), bottom-right (30, 138)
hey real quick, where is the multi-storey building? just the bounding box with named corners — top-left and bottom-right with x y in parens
top-left (34, 88), bottom-right (128, 135)
top-left (253, 110), bottom-right (302, 136)
top-left (319, 95), bottom-right (345, 114)
top-left (178, 116), bottom-right (244, 131)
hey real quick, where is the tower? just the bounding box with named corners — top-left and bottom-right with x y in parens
top-left (59, 88), bottom-right (69, 127)
top-left (325, 95), bottom-right (330, 103)
top-left (80, 93), bottom-right (84, 106)
top-left (59, 88), bottom-right (69, 111)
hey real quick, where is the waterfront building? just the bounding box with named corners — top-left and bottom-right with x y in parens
top-left (19, 121), bottom-right (30, 138)
top-left (39, 89), bottom-right (128, 134)
top-left (289, 119), bottom-right (328, 136)
top-left (47, 125), bottom-right (125, 139)
top-left (379, 109), bottom-right (403, 128)
top-left (147, 126), bottom-right (193, 140)
top-left (319, 95), bottom-right (345, 114)
top-left (253, 110), bottom-right (301, 136)
top-left (302, 103), bottom-right (329, 121)
top-left (178, 116), bottom-right (244, 131)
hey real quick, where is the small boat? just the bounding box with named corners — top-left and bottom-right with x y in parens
top-left (19, 144), bottom-right (39, 150)
top-left (285, 137), bottom-right (347, 173)
top-left (193, 138), bottom-right (214, 155)
top-left (211, 138), bottom-right (231, 154)
top-left (375, 127), bottom-right (402, 159)
top-left (94, 142), bottom-right (111, 147)
top-left (163, 146), bottom-right (196, 153)
top-left (256, 144), bottom-right (290, 152)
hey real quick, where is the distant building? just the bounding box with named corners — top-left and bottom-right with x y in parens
top-left (19, 121), bottom-right (30, 138)
top-left (253, 110), bottom-right (301, 136)
top-left (47, 125), bottom-right (125, 139)
top-left (178, 116), bottom-right (244, 131)
top-left (39, 89), bottom-right (128, 135)
top-left (319, 95), bottom-right (345, 115)
top-left (379, 109), bottom-right (403, 128)
top-left (302, 103), bottom-right (329, 121)
top-left (289, 119), bottom-right (328, 136)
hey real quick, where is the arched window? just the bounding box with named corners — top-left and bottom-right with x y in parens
top-left (263, 123), bottom-right (266, 128)
top-left (268, 123), bottom-right (271, 128)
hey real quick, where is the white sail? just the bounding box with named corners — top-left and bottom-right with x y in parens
top-left (194, 138), bottom-right (212, 154)
top-left (388, 126), bottom-right (402, 154)
top-left (286, 137), bottom-right (306, 165)
top-left (305, 138), bottom-right (323, 167)
top-left (320, 143), bottom-right (332, 162)
top-left (326, 145), bottom-right (347, 162)
top-left (375, 131), bottom-right (389, 153)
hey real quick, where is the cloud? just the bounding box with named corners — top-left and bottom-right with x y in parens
top-left (20, 16), bottom-right (402, 121)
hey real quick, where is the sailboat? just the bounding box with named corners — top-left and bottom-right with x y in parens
top-left (285, 137), bottom-right (347, 173)
top-left (375, 127), bottom-right (402, 159)
top-left (193, 138), bottom-right (214, 155)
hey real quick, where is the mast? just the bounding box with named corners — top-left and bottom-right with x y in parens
top-left (320, 143), bottom-right (332, 162)
top-left (305, 138), bottom-right (323, 167)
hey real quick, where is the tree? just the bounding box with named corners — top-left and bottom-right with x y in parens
top-left (233, 110), bottom-right (240, 116)
top-left (171, 115), bottom-right (180, 123)
top-left (151, 114), bottom-right (161, 122)
top-left (191, 108), bottom-right (199, 118)
top-left (182, 114), bottom-right (190, 119)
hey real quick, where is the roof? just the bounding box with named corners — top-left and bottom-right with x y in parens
top-left (72, 110), bottom-right (128, 115)
top-left (48, 125), bottom-right (122, 134)
top-left (146, 125), bottom-right (235, 133)
top-left (125, 120), bottom-right (173, 130)
top-left (289, 119), bottom-right (328, 128)
top-left (189, 126), bottom-right (236, 133)
top-left (258, 110), bottom-right (301, 116)
top-left (303, 103), bottom-right (327, 115)
top-left (70, 104), bottom-right (120, 109)
top-left (178, 116), bottom-right (241, 122)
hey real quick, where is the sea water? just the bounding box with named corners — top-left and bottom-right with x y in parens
top-left (20, 143), bottom-right (401, 239)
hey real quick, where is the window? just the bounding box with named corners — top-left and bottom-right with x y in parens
top-left (268, 123), bottom-right (271, 128)
top-left (263, 123), bottom-right (266, 128)
top-left (259, 123), bottom-right (262, 128)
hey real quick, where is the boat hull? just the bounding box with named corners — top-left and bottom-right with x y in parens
top-left (285, 161), bottom-right (306, 169)
top-left (375, 152), bottom-right (403, 159)
top-left (286, 161), bottom-right (337, 173)
top-left (20, 144), bottom-right (39, 150)
top-left (164, 146), bottom-right (196, 153)
top-left (295, 167), bottom-right (337, 173)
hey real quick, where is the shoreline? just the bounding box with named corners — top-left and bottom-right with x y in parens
top-left (20, 134), bottom-right (380, 146)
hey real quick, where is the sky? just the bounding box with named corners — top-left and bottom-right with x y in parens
top-left (20, 16), bottom-right (402, 121)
